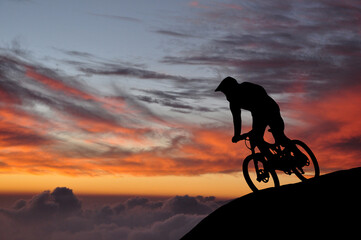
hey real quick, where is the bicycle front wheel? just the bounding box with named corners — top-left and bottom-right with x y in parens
top-left (243, 153), bottom-right (280, 192)
top-left (291, 140), bottom-right (320, 181)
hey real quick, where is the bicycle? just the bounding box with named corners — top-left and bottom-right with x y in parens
top-left (242, 130), bottom-right (320, 192)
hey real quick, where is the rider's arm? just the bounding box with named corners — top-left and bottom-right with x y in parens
top-left (230, 102), bottom-right (241, 139)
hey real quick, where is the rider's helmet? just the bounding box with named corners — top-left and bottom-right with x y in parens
top-left (215, 76), bottom-right (238, 92)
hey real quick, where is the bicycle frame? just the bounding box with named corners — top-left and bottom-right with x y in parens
top-left (244, 134), bottom-right (292, 174)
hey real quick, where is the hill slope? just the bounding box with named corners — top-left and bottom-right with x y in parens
top-left (181, 167), bottom-right (361, 239)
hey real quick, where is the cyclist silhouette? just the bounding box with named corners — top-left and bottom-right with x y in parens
top-left (215, 76), bottom-right (305, 163)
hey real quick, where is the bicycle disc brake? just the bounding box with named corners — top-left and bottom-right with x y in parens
top-left (257, 169), bottom-right (270, 183)
top-left (305, 158), bottom-right (310, 166)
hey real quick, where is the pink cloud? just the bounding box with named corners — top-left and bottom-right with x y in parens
top-left (188, 1), bottom-right (211, 9)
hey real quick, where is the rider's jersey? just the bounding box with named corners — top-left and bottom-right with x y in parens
top-left (230, 82), bottom-right (280, 116)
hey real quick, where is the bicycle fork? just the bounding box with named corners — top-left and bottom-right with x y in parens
top-left (253, 156), bottom-right (270, 183)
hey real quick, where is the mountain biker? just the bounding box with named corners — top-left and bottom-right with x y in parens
top-left (215, 76), bottom-right (306, 165)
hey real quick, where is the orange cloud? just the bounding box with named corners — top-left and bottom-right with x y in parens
top-left (2, 54), bottom-right (248, 179)
top-left (108, 127), bottom-right (248, 176)
top-left (287, 84), bottom-right (361, 171)
top-left (25, 67), bottom-right (95, 101)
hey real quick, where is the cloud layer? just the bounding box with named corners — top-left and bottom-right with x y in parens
top-left (0, 187), bottom-right (219, 240)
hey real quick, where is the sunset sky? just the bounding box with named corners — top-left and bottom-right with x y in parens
top-left (0, 0), bottom-right (360, 198)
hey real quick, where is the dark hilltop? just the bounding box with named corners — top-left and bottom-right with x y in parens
top-left (181, 167), bottom-right (361, 239)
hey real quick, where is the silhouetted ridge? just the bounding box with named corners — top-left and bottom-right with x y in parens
top-left (181, 167), bottom-right (361, 239)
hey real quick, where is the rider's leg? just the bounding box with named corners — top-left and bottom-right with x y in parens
top-left (251, 115), bottom-right (274, 161)
top-left (268, 113), bottom-right (290, 145)
top-left (269, 113), bottom-right (307, 166)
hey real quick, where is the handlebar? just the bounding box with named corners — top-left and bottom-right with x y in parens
top-left (240, 131), bottom-right (252, 140)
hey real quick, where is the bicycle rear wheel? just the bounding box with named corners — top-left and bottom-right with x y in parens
top-left (291, 140), bottom-right (320, 181)
top-left (243, 153), bottom-right (280, 192)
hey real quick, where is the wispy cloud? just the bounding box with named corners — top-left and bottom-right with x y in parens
top-left (0, 51), bottom-right (244, 176)
top-left (169, 0), bottom-right (361, 96)
top-left (188, 1), bottom-right (210, 9)
top-left (154, 30), bottom-right (195, 38)
top-left (0, 52), bottom-right (176, 175)
top-left (189, 1), bottom-right (243, 11)
top-left (135, 89), bottom-right (215, 113)
top-left (89, 12), bottom-right (142, 23)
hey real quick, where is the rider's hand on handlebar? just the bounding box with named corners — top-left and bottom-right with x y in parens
top-left (240, 133), bottom-right (248, 140)
top-left (232, 133), bottom-right (250, 143)
top-left (232, 135), bottom-right (243, 143)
